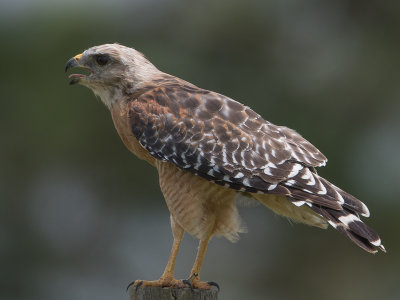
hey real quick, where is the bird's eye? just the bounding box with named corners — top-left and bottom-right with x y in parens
top-left (95, 55), bottom-right (109, 66)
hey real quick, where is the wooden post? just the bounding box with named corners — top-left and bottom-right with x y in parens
top-left (128, 287), bottom-right (219, 300)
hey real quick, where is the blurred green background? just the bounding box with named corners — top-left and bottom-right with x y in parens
top-left (1, 1), bottom-right (399, 299)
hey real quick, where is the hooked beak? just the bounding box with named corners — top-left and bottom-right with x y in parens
top-left (65, 53), bottom-right (89, 85)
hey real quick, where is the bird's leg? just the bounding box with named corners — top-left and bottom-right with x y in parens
top-left (186, 236), bottom-right (211, 289)
top-left (158, 216), bottom-right (184, 283)
top-left (131, 216), bottom-right (186, 288)
top-left (185, 221), bottom-right (218, 290)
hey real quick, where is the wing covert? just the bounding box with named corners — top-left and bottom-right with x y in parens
top-left (128, 77), bottom-right (327, 196)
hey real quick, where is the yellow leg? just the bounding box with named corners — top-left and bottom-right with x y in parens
top-left (190, 235), bottom-right (211, 279)
top-left (133, 216), bottom-right (185, 288)
top-left (160, 216), bottom-right (184, 281)
top-left (131, 216), bottom-right (218, 290)
top-left (187, 219), bottom-right (217, 290)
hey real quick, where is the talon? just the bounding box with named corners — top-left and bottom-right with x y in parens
top-left (182, 279), bottom-right (193, 290)
top-left (207, 281), bottom-right (220, 291)
top-left (126, 281), bottom-right (135, 292)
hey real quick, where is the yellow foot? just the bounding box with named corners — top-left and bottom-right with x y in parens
top-left (127, 278), bottom-right (190, 290)
top-left (182, 273), bottom-right (219, 291)
top-left (191, 279), bottom-right (219, 290)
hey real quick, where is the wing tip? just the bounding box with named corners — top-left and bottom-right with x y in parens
top-left (312, 206), bottom-right (385, 254)
top-left (360, 202), bottom-right (370, 217)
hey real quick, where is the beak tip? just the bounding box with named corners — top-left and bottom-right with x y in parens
top-left (65, 57), bottom-right (79, 73)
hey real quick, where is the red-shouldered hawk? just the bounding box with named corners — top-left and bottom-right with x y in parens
top-left (65, 44), bottom-right (385, 290)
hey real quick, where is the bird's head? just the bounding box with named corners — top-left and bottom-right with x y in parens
top-left (65, 43), bottom-right (160, 108)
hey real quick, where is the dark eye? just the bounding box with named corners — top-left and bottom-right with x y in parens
top-left (95, 55), bottom-right (109, 66)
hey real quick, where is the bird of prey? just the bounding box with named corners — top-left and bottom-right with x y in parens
top-left (65, 43), bottom-right (385, 289)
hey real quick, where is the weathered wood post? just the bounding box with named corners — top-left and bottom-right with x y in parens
top-left (128, 287), bottom-right (219, 300)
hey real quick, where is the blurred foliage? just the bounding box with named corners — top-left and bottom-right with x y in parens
top-left (0, 1), bottom-right (399, 300)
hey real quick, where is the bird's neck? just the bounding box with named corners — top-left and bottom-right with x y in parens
top-left (93, 85), bottom-right (125, 109)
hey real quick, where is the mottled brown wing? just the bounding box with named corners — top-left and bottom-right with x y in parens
top-left (128, 77), bottom-right (326, 194)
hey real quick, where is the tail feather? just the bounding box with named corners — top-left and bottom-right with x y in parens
top-left (289, 188), bottom-right (343, 210)
top-left (317, 177), bottom-right (370, 217)
top-left (311, 205), bottom-right (385, 253)
top-left (337, 226), bottom-right (378, 253)
top-left (283, 171), bottom-right (385, 253)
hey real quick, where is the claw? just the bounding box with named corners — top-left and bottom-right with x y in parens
top-left (126, 280), bottom-right (143, 292)
top-left (126, 281), bottom-right (135, 292)
top-left (207, 281), bottom-right (220, 291)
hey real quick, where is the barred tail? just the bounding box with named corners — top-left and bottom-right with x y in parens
top-left (285, 171), bottom-right (385, 253)
top-left (310, 205), bottom-right (385, 253)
